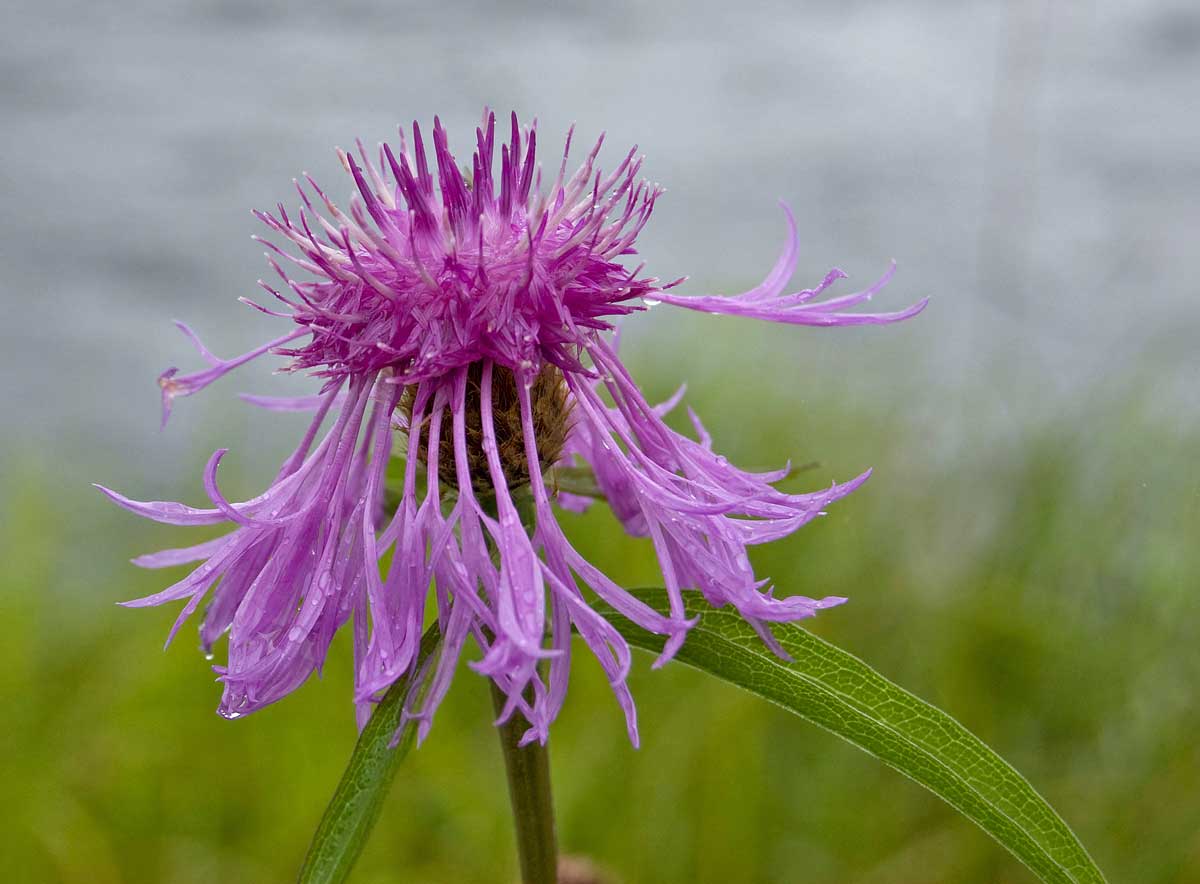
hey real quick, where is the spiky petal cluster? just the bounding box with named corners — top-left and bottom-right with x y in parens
top-left (100, 111), bottom-right (925, 745)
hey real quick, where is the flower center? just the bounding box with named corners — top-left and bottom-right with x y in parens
top-left (399, 363), bottom-right (571, 494)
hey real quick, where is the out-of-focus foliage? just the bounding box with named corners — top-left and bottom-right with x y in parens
top-left (4, 387), bottom-right (1197, 884)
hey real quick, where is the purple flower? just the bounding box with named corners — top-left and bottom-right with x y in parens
top-left (99, 111), bottom-right (925, 746)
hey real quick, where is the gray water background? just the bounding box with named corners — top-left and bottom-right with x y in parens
top-left (2, 0), bottom-right (1197, 487)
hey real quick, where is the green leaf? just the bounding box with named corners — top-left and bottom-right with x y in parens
top-left (549, 465), bottom-right (605, 500)
top-left (297, 625), bottom-right (442, 884)
top-left (599, 589), bottom-right (1106, 884)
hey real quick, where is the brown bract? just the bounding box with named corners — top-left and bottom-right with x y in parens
top-left (399, 362), bottom-right (572, 493)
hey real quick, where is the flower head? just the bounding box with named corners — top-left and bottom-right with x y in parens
top-left (100, 111), bottom-right (925, 745)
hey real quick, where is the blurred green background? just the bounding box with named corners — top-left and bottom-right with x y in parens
top-left (5, 336), bottom-right (1198, 882)
top-left (4, 0), bottom-right (1199, 881)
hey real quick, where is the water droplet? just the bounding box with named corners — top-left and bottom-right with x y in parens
top-left (289, 626), bottom-right (304, 642)
top-left (643, 297), bottom-right (661, 307)
top-left (204, 652), bottom-right (214, 661)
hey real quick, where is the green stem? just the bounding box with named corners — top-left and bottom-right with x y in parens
top-left (490, 680), bottom-right (558, 884)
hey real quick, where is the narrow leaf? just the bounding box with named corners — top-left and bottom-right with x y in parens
top-left (599, 589), bottom-right (1105, 884)
top-left (298, 625), bottom-right (442, 884)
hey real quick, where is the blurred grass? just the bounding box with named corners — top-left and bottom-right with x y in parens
top-left (3, 384), bottom-right (1199, 883)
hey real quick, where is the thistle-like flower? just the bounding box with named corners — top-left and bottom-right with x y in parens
top-left (99, 111), bottom-right (925, 746)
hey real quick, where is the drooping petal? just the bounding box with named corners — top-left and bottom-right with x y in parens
top-left (652, 206), bottom-right (927, 326)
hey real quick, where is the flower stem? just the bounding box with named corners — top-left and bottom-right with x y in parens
top-left (490, 680), bottom-right (558, 884)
